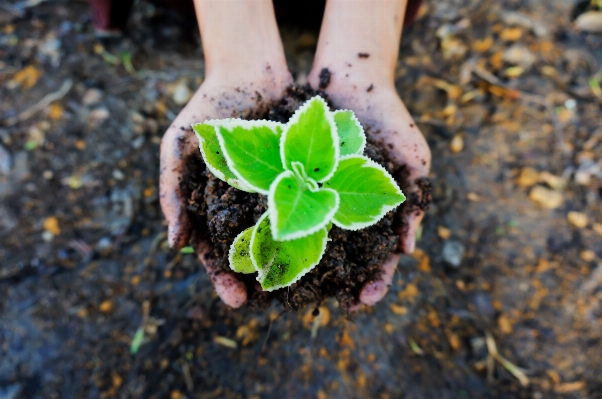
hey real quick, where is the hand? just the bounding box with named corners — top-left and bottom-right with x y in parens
top-left (308, 0), bottom-right (431, 307)
top-left (160, 0), bottom-right (292, 307)
top-left (160, 71), bottom-right (292, 308)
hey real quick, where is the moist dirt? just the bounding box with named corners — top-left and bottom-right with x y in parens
top-left (185, 84), bottom-right (409, 310)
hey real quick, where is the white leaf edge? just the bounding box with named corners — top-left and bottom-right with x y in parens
top-left (211, 119), bottom-right (285, 195)
top-left (249, 212), bottom-right (274, 280)
top-left (333, 109), bottom-right (367, 156)
top-left (268, 170), bottom-right (340, 241)
top-left (331, 154), bottom-right (406, 231)
top-left (280, 96), bottom-right (340, 183)
top-left (227, 226), bottom-right (256, 274)
top-left (192, 123), bottom-right (256, 193)
top-left (251, 213), bottom-right (328, 292)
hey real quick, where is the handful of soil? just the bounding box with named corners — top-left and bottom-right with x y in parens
top-left (185, 85), bottom-right (407, 310)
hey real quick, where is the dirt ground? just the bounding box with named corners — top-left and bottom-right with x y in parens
top-left (1, 0), bottom-right (602, 398)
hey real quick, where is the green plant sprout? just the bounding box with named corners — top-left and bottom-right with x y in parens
top-left (192, 96), bottom-right (405, 291)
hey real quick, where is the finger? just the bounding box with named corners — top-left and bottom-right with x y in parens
top-left (359, 253), bottom-right (400, 306)
top-left (159, 122), bottom-right (198, 250)
top-left (400, 209), bottom-right (424, 254)
top-left (195, 239), bottom-right (247, 308)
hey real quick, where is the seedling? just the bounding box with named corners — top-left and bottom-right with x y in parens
top-left (193, 96), bottom-right (405, 291)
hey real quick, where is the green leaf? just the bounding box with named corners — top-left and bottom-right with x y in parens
top-left (179, 246), bottom-right (195, 254)
top-left (215, 119), bottom-right (285, 194)
top-left (268, 170), bottom-right (339, 241)
top-left (333, 110), bottom-right (366, 156)
top-left (228, 226), bottom-right (256, 274)
top-left (192, 122), bottom-right (255, 192)
top-left (130, 327), bottom-right (145, 355)
top-left (250, 212), bottom-right (328, 291)
top-left (281, 96), bottom-right (339, 182)
top-left (325, 155), bottom-right (405, 230)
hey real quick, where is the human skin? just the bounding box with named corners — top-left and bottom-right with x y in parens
top-left (159, 0), bottom-right (292, 307)
top-left (160, 0), bottom-right (431, 308)
top-left (307, 0), bottom-right (431, 306)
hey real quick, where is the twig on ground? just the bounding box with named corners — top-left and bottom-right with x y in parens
top-left (485, 332), bottom-right (529, 386)
top-left (3, 79), bottom-right (72, 126)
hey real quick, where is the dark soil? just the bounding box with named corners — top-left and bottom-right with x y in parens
top-left (2, 1), bottom-right (602, 398)
top-left (186, 84), bottom-right (402, 310)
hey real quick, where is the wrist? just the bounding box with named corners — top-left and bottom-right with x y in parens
top-left (194, 0), bottom-right (288, 80)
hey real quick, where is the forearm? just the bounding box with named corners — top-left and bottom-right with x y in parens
top-left (194, 0), bottom-right (288, 79)
top-left (311, 0), bottom-right (408, 84)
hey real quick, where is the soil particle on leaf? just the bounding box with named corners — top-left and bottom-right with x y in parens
top-left (187, 84), bottom-right (403, 310)
top-left (358, 52), bottom-right (370, 58)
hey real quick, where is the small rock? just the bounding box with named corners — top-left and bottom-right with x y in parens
top-left (516, 167), bottom-right (539, 187)
top-left (442, 240), bottom-right (465, 267)
top-left (88, 107), bottom-right (110, 126)
top-left (574, 11), bottom-right (602, 33)
top-left (0, 383), bottom-right (22, 399)
top-left (450, 134), bottom-right (463, 153)
top-left (503, 44), bottom-right (537, 69)
top-left (567, 211), bottom-right (588, 228)
top-left (529, 186), bottom-right (563, 209)
top-left (42, 230), bottom-right (54, 242)
top-left (112, 169), bottom-right (125, 180)
top-left (171, 79), bottom-right (192, 105)
top-left (82, 88), bottom-right (103, 106)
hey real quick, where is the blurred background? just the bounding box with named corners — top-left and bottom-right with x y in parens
top-left (1, 0), bottom-right (601, 398)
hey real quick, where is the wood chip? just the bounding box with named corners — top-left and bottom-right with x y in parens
top-left (580, 250), bottom-right (596, 262)
top-left (437, 226), bottom-right (451, 239)
top-left (467, 192), bottom-right (481, 202)
top-left (516, 167), bottom-right (539, 187)
top-left (555, 381), bottom-right (585, 393)
top-left (450, 134), bottom-right (464, 153)
top-left (213, 336), bottom-right (237, 349)
top-left (390, 304), bottom-right (408, 316)
top-left (43, 216), bottom-right (61, 235)
top-left (567, 211), bottom-right (588, 228)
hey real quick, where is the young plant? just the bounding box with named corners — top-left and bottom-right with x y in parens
top-left (193, 96), bottom-right (405, 291)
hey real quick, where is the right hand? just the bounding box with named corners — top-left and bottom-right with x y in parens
top-left (159, 69), bottom-right (292, 308)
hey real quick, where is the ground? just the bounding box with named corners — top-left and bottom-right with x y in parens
top-left (1, 0), bottom-right (602, 398)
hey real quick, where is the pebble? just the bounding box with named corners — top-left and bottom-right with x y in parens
top-left (112, 169), bottom-right (125, 180)
top-left (567, 211), bottom-right (588, 228)
top-left (82, 88), bottom-right (103, 106)
top-left (593, 223), bottom-right (602, 237)
top-left (574, 11), bottom-right (602, 33)
top-left (171, 79), bottom-right (192, 105)
top-left (503, 44), bottom-right (537, 69)
top-left (442, 240), bottom-right (465, 267)
top-left (529, 186), bottom-right (563, 209)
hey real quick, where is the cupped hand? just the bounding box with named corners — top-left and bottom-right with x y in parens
top-left (160, 69), bottom-right (292, 307)
top-left (308, 72), bottom-right (432, 307)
